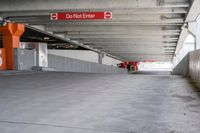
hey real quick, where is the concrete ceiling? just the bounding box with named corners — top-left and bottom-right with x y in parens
top-left (0, 0), bottom-right (192, 61)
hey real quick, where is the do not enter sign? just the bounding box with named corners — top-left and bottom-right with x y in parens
top-left (104, 12), bottom-right (112, 19)
top-left (50, 13), bottom-right (58, 20)
top-left (50, 12), bottom-right (112, 20)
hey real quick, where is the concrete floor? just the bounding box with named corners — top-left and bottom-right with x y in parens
top-left (0, 72), bottom-right (200, 133)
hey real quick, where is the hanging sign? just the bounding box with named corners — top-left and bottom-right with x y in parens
top-left (50, 12), bottom-right (112, 20)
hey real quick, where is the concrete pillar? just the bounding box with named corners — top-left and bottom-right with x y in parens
top-left (98, 53), bottom-right (104, 64)
top-left (194, 36), bottom-right (197, 50)
top-left (34, 43), bottom-right (48, 67)
top-left (196, 21), bottom-right (200, 50)
top-left (0, 22), bottom-right (25, 70)
top-left (0, 48), bottom-right (6, 70)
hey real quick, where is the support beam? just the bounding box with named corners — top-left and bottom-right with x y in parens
top-left (89, 43), bottom-right (176, 47)
top-left (65, 31), bottom-right (180, 36)
top-left (46, 25), bottom-right (180, 32)
top-left (93, 45), bottom-right (176, 49)
top-left (175, 27), bottom-right (189, 55)
top-left (77, 39), bottom-right (178, 43)
top-left (35, 43), bottom-right (48, 67)
top-left (68, 34), bottom-right (178, 39)
top-left (8, 14), bottom-right (183, 22)
top-left (0, 8), bottom-right (188, 18)
top-left (98, 53), bottom-right (105, 64)
top-left (10, 19), bottom-right (185, 25)
top-left (186, 0), bottom-right (200, 22)
top-left (0, 22), bottom-right (25, 70)
top-left (109, 54), bottom-right (173, 61)
top-left (99, 48), bottom-right (173, 53)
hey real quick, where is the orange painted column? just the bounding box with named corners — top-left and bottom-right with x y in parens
top-left (0, 48), bottom-right (6, 70)
top-left (0, 23), bottom-right (25, 70)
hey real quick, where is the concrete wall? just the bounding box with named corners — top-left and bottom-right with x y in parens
top-left (102, 56), bottom-right (122, 66)
top-left (14, 48), bottom-right (36, 70)
top-left (173, 54), bottom-right (189, 76)
top-left (48, 50), bottom-right (122, 66)
top-left (189, 50), bottom-right (200, 84)
top-left (48, 50), bottom-right (99, 63)
top-left (48, 54), bottom-right (127, 74)
top-left (14, 48), bottom-right (126, 74)
top-left (173, 49), bottom-right (200, 87)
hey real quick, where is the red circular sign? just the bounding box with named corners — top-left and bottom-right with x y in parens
top-left (50, 13), bottom-right (58, 20)
top-left (104, 12), bottom-right (112, 19)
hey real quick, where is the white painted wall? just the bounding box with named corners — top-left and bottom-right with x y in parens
top-left (48, 50), bottom-right (99, 63)
top-left (48, 50), bottom-right (123, 66)
top-left (102, 56), bottom-right (122, 66)
top-left (188, 16), bottom-right (200, 50)
top-left (173, 34), bottom-right (195, 66)
top-left (196, 16), bottom-right (200, 49)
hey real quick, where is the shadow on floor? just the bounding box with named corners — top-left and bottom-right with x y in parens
top-left (187, 78), bottom-right (200, 94)
top-left (131, 71), bottom-right (171, 75)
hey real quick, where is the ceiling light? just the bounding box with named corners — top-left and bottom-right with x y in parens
top-left (44, 37), bottom-right (50, 40)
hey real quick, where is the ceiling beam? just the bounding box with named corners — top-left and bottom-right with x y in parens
top-left (67, 34), bottom-right (179, 39)
top-left (87, 42), bottom-right (177, 46)
top-left (65, 31), bottom-right (180, 36)
top-left (11, 18), bottom-right (184, 25)
top-left (0, 8), bottom-right (188, 18)
top-left (0, 0), bottom-right (189, 12)
top-left (8, 14), bottom-right (183, 21)
top-left (186, 0), bottom-right (200, 22)
top-left (77, 38), bottom-right (178, 43)
top-left (0, 0), bottom-right (189, 62)
top-left (46, 25), bottom-right (180, 32)
top-left (175, 27), bottom-right (189, 55)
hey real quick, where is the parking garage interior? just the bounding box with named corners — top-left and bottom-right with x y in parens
top-left (0, 0), bottom-right (200, 133)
